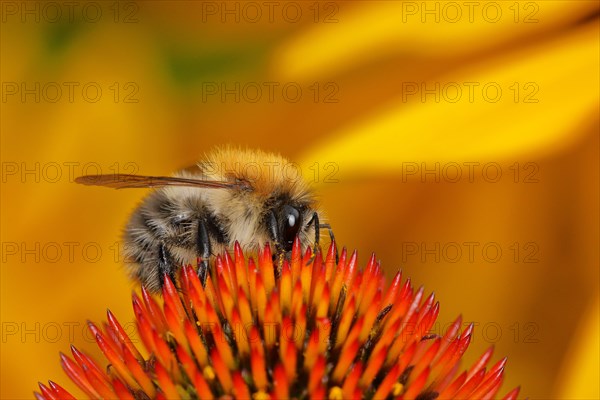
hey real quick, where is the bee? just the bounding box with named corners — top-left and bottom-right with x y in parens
top-left (75, 147), bottom-right (333, 292)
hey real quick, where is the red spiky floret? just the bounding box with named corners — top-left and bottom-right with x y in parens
top-left (36, 239), bottom-right (520, 399)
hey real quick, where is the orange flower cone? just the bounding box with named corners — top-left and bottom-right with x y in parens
top-left (36, 239), bottom-right (520, 399)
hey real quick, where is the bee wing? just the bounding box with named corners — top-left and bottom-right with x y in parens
top-left (75, 174), bottom-right (247, 190)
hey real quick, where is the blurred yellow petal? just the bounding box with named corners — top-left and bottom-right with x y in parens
top-left (299, 22), bottom-right (598, 178)
top-left (1, 2), bottom-right (597, 399)
top-left (557, 295), bottom-right (600, 399)
top-left (273, 1), bottom-right (599, 81)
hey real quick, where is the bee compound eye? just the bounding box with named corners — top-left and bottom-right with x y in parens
top-left (282, 205), bottom-right (301, 250)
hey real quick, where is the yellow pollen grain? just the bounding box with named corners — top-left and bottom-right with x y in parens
top-left (393, 383), bottom-right (404, 396)
top-left (253, 390), bottom-right (270, 400)
top-left (203, 365), bottom-right (216, 381)
top-left (329, 386), bottom-right (344, 400)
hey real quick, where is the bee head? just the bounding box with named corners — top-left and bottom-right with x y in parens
top-left (264, 195), bottom-right (313, 252)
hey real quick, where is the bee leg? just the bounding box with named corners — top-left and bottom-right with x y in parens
top-left (267, 210), bottom-right (284, 276)
top-left (197, 218), bottom-right (211, 287)
top-left (158, 242), bottom-right (177, 290)
top-left (267, 210), bottom-right (282, 251)
top-left (305, 212), bottom-right (322, 265)
top-left (319, 223), bottom-right (339, 265)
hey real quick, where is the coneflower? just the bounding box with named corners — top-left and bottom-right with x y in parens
top-left (36, 239), bottom-right (520, 399)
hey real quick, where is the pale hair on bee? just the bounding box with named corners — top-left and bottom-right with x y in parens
top-left (75, 147), bottom-right (334, 292)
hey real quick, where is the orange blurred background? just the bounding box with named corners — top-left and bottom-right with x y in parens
top-left (1, 1), bottom-right (598, 399)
